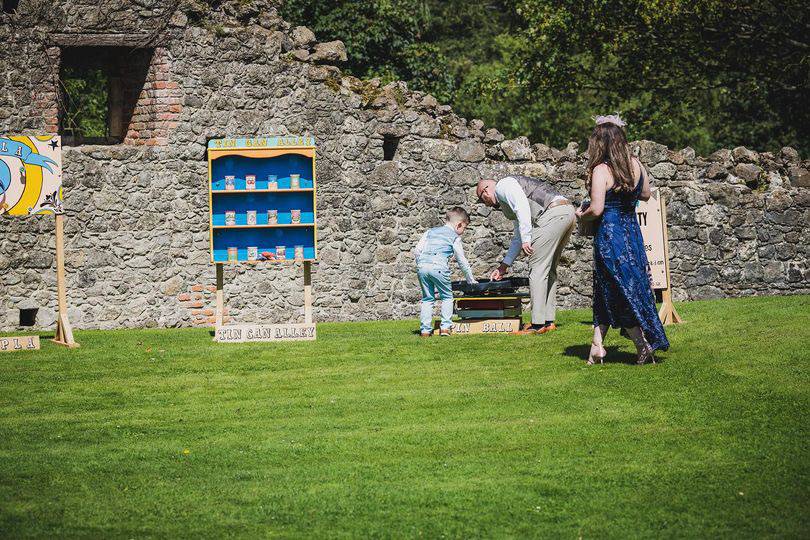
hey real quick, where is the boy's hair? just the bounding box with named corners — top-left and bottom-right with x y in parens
top-left (446, 206), bottom-right (471, 225)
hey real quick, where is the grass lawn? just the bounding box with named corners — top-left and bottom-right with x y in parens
top-left (1, 295), bottom-right (808, 538)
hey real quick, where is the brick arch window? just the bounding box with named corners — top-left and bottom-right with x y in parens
top-left (53, 36), bottom-right (182, 147)
top-left (59, 46), bottom-right (153, 145)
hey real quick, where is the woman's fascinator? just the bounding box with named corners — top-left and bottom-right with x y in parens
top-left (592, 113), bottom-right (626, 128)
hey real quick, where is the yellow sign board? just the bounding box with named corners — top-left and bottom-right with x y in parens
top-left (0, 135), bottom-right (63, 216)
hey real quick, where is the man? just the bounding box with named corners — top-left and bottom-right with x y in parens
top-left (476, 175), bottom-right (576, 334)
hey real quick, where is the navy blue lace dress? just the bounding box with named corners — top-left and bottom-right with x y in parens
top-left (592, 173), bottom-right (669, 351)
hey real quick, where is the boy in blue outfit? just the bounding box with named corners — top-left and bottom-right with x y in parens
top-left (413, 207), bottom-right (477, 337)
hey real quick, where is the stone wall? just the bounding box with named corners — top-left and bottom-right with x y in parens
top-left (1, 0), bottom-right (808, 331)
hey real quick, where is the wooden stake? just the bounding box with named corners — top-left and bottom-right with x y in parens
top-left (303, 261), bottom-right (313, 324)
top-left (657, 195), bottom-right (683, 325)
top-left (215, 263), bottom-right (224, 327)
top-left (52, 213), bottom-right (78, 348)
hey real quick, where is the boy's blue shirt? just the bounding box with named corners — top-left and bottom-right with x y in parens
top-left (414, 224), bottom-right (476, 284)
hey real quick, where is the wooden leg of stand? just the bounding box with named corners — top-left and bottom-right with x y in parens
top-left (53, 214), bottom-right (78, 348)
top-left (215, 263), bottom-right (224, 327)
top-left (303, 261), bottom-right (312, 324)
top-left (658, 287), bottom-right (683, 326)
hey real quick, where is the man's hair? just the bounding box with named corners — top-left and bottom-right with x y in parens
top-left (446, 206), bottom-right (471, 225)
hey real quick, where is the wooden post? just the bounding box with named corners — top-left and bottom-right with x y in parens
top-left (657, 196), bottom-right (683, 325)
top-left (215, 263), bottom-right (224, 327)
top-left (52, 213), bottom-right (78, 348)
top-left (303, 261), bottom-right (313, 324)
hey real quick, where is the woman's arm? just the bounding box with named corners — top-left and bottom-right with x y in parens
top-left (576, 165), bottom-right (610, 222)
top-left (637, 159), bottom-right (652, 201)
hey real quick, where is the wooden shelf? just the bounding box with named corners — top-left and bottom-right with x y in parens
top-left (212, 259), bottom-right (317, 264)
top-left (212, 188), bottom-right (314, 194)
top-left (212, 223), bottom-right (315, 229)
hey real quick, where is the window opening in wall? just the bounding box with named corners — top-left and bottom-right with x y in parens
top-left (383, 135), bottom-right (400, 161)
top-left (59, 46), bottom-right (153, 146)
top-left (19, 308), bottom-right (37, 327)
top-left (2, 0), bottom-right (20, 14)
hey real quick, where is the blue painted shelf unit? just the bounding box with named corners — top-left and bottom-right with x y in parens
top-left (207, 136), bottom-right (318, 264)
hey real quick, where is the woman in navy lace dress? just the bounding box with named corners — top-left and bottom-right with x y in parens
top-left (576, 115), bottom-right (669, 364)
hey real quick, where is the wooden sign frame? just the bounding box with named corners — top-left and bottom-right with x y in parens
top-left (0, 135), bottom-right (77, 348)
top-left (656, 195), bottom-right (683, 325)
top-left (206, 137), bottom-right (318, 343)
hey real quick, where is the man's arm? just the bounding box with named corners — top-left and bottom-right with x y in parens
top-left (496, 177), bottom-right (534, 260)
top-left (502, 222), bottom-right (522, 266)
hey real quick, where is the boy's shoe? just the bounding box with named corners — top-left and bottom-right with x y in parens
top-left (439, 328), bottom-right (452, 337)
top-left (420, 331), bottom-right (432, 338)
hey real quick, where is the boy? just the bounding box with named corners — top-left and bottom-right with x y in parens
top-left (413, 207), bottom-right (477, 337)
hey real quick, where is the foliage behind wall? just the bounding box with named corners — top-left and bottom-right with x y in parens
top-left (280, 0), bottom-right (809, 156)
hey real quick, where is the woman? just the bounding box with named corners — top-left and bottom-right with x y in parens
top-left (576, 115), bottom-right (669, 364)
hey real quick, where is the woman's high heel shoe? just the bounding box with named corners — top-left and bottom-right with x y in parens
top-left (636, 345), bottom-right (656, 365)
top-left (587, 343), bottom-right (606, 365)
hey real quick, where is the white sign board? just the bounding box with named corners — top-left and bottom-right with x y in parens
top-left (215, 323), bottom-right (316, 343)
top-left (636, 188), bottom-right (668, 290)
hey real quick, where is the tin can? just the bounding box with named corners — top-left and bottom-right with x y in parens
top-left (290, 209), bottom-right (301, 224)
top-left (245, 175), bottom-right (256, 190)
top-left (276, 245), bottom-right (286, 259)
top-left (267, 174), bottom-right (278, 191)
top-left (227, 247), bottom-right (238, 262)
top-left (247, 246), bottom-right (258, 261)
top-left (294, 245), bottom-right (304, 260)
top-left (246, 210), bottom-right (257, 225)
top-left (224, 175), bottom-right (236, 190)
top-left (267, 209), bottom-right (278, 224)
top-left (225, 210), bottom-right (236, 226)
top-left (290, 174), bottom-right (300, 189)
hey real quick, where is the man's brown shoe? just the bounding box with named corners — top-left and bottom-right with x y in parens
top-left (516, 324), bottom-right (541, 335)
top-left (538, 323), bottom-right (558, 334)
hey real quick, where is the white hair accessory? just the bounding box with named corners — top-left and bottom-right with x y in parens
top-left (593, 113), bottom-right (626, 128)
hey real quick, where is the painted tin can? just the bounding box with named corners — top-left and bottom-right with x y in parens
top-left (267, 209), bottom-right (278, 224)
top-left (290, 209), bottom-right (301, 224)
top-left (225, 210), bottom-right (236, 226)
top-left (245, 174), bottom-right (256, 190)
top-left (290, 174), bottom-right (300, 189)
top-left (247, 246), bottom-right (258, 261)
top-left (276, 245), bottom-right (286, 259)
top-left (224, 175), bottom-right (236, 190)
top-left (267, 174), bottom-right (278, 191)
top-left (227, 247), bottom-right (238, 262)
top-left (246, 210), bottom-right (257, 225)
top-left (295, 245), bottom-right (304, 260)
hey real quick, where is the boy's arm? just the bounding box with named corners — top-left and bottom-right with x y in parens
top-left (452, 237), bottom-right (477, 284)
top-left (413, 231), bottom-right (429, 258)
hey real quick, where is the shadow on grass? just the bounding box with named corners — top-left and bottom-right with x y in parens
top-left (563, 343), bottom-right (651, 365)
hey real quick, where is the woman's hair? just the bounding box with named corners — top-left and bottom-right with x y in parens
top-left (586, 122), bottom-right (636, 192)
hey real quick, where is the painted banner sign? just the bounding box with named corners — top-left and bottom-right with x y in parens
top-left (0, 135), bottom-right (63, 216)
top-left (636, 188), bottom-right (667, 290)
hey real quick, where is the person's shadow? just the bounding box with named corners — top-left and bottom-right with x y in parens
top-left (563, 343), bottom-right (641, 365)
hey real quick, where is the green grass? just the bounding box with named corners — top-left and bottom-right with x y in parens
top-left (1, 295), bottom-right (808, 538)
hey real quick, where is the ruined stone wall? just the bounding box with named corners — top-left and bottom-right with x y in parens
top-left (0, 1), bottom-right (808, 330)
